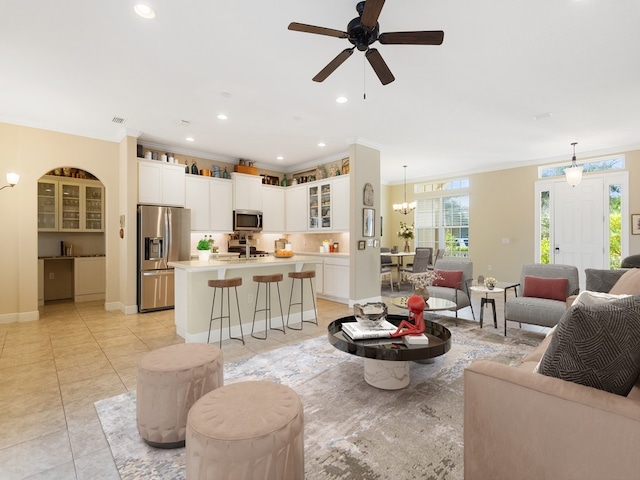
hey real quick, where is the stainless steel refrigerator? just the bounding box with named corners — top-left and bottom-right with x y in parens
top-left (137, 205), bottom-right (191, 312)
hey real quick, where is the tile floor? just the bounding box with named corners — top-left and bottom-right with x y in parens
top-left (0, 288), bottom-right (545, 480)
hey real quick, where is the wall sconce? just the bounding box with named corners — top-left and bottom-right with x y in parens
top-left (0, 172), bottom-right (20, 191)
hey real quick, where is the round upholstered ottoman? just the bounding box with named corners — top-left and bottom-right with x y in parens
top-left (186, 381), bottom-right (304, 480)
top-left (137, 343), bottom-right (224, 448)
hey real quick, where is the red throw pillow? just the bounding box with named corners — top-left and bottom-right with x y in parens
top-left (433, 270), bottom-right (464, 290)
top-left (522, 275), bottom-right (569, 302)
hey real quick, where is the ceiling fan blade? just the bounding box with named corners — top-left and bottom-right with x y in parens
top-left (360, 0), bottom-right (386, 30)
top-left (313, 48), bottom-right (355, 83)
top-left (379, 31), bottom-right (444, 45)
top-left (365, 48), bottom-right (395, 85)
top-left (288, 22), bottom-right (348, 39)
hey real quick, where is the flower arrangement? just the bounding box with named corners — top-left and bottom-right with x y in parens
top-left (484, 276), bottom-right (497, 289)
top-left (407, 271), bottom-right (442, 290)
top-left (397, 222), bottom-right (414, 240)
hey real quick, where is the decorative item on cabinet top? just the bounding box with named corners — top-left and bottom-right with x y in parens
top-left (45, 168), bottom-right (97, 180)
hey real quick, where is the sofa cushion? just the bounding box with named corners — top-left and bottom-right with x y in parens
top-left (538, 296), bottom-right (640, 396)
top-left (523, 275), bottom-right (568, 302)
top-left (433, 270), bottom-right (463, 290)
top-left (609, 268), bottom-right (640, 295)
top-left (571, 290), bottom-right (631, 307)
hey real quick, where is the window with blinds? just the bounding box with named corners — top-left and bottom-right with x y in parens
top-left (415, 194), bottom-right (470, 257)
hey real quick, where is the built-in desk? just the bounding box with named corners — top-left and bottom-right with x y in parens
top-left (169, 255), bottom-right (322, 343)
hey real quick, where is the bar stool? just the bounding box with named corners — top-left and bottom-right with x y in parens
top-left (286, 270), bottom-right (318, 330)
top-left (207, 277), bottom-right (245, 347)
top-left (251, 274), bottom-right (285, 340)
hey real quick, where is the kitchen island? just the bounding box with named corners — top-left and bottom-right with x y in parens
top-left (168, 255), bottom-right (322, 343)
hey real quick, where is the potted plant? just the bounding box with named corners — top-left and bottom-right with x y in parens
top-left (197, 238), bottom-right (211, 261)
top-left (397, 222), bottom-right (414, 252)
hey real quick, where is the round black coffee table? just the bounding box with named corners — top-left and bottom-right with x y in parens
top-left (327, 314), bottom-right (452, 390)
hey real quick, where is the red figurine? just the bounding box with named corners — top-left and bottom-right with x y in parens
top-left (390, 295), bottom-right (426, 337)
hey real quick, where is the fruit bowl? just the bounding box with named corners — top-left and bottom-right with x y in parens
top-left (274, 250), bottom-right (294, 258)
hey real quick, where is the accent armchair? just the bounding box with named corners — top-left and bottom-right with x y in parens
top-left (503, 263), bottom-right (579, 336)
top-left (428, 258), bottom-right (475, 320)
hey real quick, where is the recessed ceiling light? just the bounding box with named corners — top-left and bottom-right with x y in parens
top-left (134, 5), bottom-right (155, 19)
top-left (276, 156), bottom-right (284, 161)
top-left (336, 96), bottom-right (348, 104)
top-left (318, 142), bottom-right (326, 147)
top-left (185, 137), bottom-right (195, 142)
top-left (217, 114), bottom-right (228, 120)
top-left (533, 112), bottom-right (553, 121)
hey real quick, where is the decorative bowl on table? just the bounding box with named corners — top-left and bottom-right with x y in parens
top-left (274, 250), bottom-right (294, 258)
top-left (353, 302), bottom-right (388, 328)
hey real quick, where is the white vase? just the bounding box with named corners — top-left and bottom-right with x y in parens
top-left (198, 250), bottom-right (211, 262)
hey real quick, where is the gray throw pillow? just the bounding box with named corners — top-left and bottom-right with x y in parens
top-left (538, 296), bottom-right (640, 396)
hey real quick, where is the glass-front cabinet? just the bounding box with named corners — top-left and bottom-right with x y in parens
top-left (37, 180), bottom-right (58, 231)
top-left (84, 185), bottom-right (104, 231)
top-left (60, 183), bottom-right (81, 231)
top-left (37, 176), bottom-right (104, 232)
top-left (308, 182), bottom-right (332, 230)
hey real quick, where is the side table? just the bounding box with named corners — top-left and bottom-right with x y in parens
top-left (469, 286), bottom-right (505, 328)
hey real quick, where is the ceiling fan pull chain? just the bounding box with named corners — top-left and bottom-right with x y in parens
top-left (363, 54), bottom-right (367, 100)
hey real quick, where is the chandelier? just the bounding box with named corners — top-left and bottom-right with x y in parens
top-left (564, 142), bottom-right (583, 187)
top-left (393, 165), bottom-right (416, 215)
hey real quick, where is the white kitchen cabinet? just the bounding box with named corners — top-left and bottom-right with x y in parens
top-left (321, 256), bottom-right (350, 303)
top-left (262, 185), bottom-right (285, 233)
top-left (315, 261), bottom-right (324, 294)
top-left (74, 257), bottom-right (106, 302)
top-left (232, 172), bottom-right (263, 211)
top-left (38, 259), bottom-right (44, 306)
top-left (285, 184), bottom-right (307, 232)
top-left (331, 175), bottom-right (349, 232)
top-left (185, 176), bottom-right (233, 232)
top-left (138, 160), bottom-right (185, 206)
top-left (308, 182), bottom-right (332, 231)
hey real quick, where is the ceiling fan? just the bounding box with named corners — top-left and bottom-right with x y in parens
top-left (288, 0), bottom-right (444, 85)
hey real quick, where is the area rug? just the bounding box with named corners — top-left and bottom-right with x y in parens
top-left (95, 318), bottom-right (543, 480)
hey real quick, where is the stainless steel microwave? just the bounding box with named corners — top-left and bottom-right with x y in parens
top-left (233, 210), bottom-right (263, 232)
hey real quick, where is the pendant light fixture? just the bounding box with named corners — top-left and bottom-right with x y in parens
top-left (565, 142), bottom-right (583, 187)
top-left (393, 165), bottom-right (416, 215)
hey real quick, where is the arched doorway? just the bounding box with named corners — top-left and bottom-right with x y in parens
top-left (37, 167), bottom-right (106, 305)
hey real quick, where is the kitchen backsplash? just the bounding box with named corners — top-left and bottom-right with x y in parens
top-left (189, 232), bottom-right (350, 254)
top-left (38, 232), bottom-right (105, 257)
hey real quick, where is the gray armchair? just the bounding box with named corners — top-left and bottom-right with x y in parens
top-left (504, 263), bottom-right (579, 336)
top-left (428, 258), bottom-right (475, 320)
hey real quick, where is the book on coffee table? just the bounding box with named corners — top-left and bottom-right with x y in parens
top-left (341, 319), bottom-right (397, 340)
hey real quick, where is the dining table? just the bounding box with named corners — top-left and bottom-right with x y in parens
top-left (381, 251), bottom-right (415, 288)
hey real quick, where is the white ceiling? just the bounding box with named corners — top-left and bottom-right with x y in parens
top-left (2, 0), bottom-right (640, 184)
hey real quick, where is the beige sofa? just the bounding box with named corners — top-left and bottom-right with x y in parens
top-left (464, 269), bottom-right (640, 480)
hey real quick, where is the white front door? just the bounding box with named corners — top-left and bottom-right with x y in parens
top-left (553, 177), bottom-right (605, 287)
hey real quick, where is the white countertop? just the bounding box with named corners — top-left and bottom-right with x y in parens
top-left (169, 254), bottom-right (322, 272)
top-left (293, 252), bottom-right (349, 258)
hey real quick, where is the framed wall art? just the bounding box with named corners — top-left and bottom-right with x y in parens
top-left (363, 208), bottom-right (375, 237)
top-left (358, 240), bottom-right (366, 250)
top-left (632, 214), bottom-right (640, 235)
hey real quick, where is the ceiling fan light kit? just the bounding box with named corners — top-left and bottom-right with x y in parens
top-left (289, 0), bottom-right (444, 85)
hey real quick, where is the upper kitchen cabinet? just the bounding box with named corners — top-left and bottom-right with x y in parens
top-left (331, 175), bottom-right (349, 232)
top-left (185, 176), bottom-right (233, 232)
top-left (262, 185), bottom-right (285, 233)
top-left (285, 184), bottom-right (307, 232)
top-left (38, 176), bottom-right (104, 232)
top-left (138, 160), bottom-right (185, 207)
top-left (37, 179), bottom-right (58, 231)
top-left (231, 172), bottom-right (262, 211)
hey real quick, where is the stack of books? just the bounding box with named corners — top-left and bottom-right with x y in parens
top-left (341, 319), bottom-right (397, 340)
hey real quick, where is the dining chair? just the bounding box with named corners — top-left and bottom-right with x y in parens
top-left (380, 247), bottom-right (395, 291)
